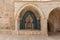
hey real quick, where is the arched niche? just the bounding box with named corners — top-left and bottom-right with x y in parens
top-left (47, 7), bottom-right (60, 35)
top-left (17, 6), bottom-right (41, 30)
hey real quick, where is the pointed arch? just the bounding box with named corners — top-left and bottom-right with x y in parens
top-left (17, 5), bottom-right (41, 30)
top-left (16, 5), bottom-right (44, 30)
top-left (16, 4), bottom-right (44, 19)
top-left (20, 10), bottom-right (40, 29)
top-left (47, 7), bottom-right (60, 35)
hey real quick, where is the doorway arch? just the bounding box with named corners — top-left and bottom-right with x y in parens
top-left (47, 7), bottom-right (60, 35)
top-left (17, 5), bottom-right (41, 30)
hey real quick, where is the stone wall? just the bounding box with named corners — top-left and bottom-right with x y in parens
top-left (0, 0), bottom-right (14, 30)
top-left (0, 0), bottom-right (60, 36)
top-left (15, 1), bottom-right (60, 36)
top-left (15, 0), bottom-right (60, 1)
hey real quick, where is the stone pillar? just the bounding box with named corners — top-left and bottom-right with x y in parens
top-left (41, 18), bottom-right (48, 36)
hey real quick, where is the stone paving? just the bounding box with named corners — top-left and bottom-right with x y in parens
top-left (0, 34), bottom-right (60, 40)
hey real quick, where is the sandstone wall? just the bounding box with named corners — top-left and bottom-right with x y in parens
top-left (0, 0), bottom-right (15, 30)
top-left (0, 0), bottom-right (60, 36)
top-left (15, 0), bottom-right (60, 1)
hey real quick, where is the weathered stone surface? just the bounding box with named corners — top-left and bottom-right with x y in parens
top-left (0, 0), bottom-right (60, 36)
top-left (0, 0), bottom-right (15, 30)
top-left (15, 0), bottom-right (60, 1)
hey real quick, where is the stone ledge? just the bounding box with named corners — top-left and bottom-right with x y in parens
top-left (0, 30), bottom-right (48, 36)
top-left (18, 30), bottom-right (41, 36)
top-left (0, 30), bottom-right (17, 36)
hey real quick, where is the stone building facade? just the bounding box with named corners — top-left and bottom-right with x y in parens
top-left (0, 0), bottom-right (60, 36)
